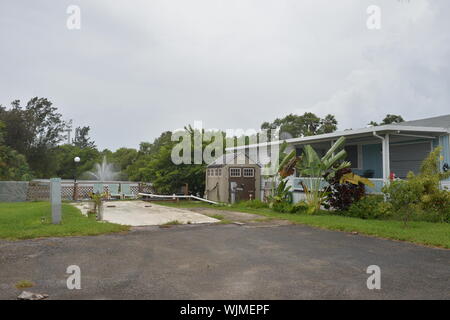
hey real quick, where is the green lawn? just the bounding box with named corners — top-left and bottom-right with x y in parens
top-left (0, 202), bottom-right (129, 240)
top-left (156, 201), bottom-right (450, 249)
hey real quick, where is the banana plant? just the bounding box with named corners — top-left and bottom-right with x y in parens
top-left (266, 146), bottom-right (298, 205)
top-left (278, 149), bottom-right (298, 179)
top-left (268, 179), bottom-right (292, 205)
top-left (339, 172), bottom-right (374, 187)
top-left (296, 136), bottom-right (351, 213)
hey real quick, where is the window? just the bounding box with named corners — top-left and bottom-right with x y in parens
top-left (207, 169), bottom-right (211, 176)
top-left (243, 168), bottom-right (255, 177)
top-left (345, 145), bottom-right (362, 169)
top-left (218, 168), bottom-right (222, 177)
top-left (230, 168), bottom-right (241, 177)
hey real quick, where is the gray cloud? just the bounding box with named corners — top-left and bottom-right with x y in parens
top-left (1, 0), bottom-right (449, 150)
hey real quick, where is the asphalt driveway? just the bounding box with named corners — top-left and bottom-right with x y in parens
top-left (0, 223), bottom-right (449, 299)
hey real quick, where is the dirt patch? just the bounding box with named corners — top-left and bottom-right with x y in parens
top-left (187, 207), bottom-right (292, 227)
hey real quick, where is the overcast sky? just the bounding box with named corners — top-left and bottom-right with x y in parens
top-left (1, 0), bottom-right (449, 150)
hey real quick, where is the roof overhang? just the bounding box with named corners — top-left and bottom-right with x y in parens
top-left (227, 125), bottom-right (450, 151)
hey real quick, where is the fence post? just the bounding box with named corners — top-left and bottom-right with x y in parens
top-left (50, 178), bottom-right (62, 224)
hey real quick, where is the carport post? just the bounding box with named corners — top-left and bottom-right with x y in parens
top-left (385, 134), bottom-right (390, 181)
top-left (374, 132), bottom-right (391, 183)
top-left (373, 132), bottom-right (391, 195)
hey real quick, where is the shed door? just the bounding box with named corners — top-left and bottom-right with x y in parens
top-left (229, 168), bottom-right (256, 202)
top-left (390, 142), bottom-right (432, 178)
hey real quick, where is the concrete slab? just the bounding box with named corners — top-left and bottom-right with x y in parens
top-left (71, 201), bottom-right (219, 226)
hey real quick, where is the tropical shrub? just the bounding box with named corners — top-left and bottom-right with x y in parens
top-left (268, 179), bottom-right (293, 206)
top-left (296, 137), bottom-right (374, 214)
top-left (291, 201), bottom-right (311, 214)
top-left (266, 144), bottom-right (298, 208)
top-left (271, 200), bottom-right (310, 214)
top-left (88, 192), bottom-right (108, 221)
top-left (272, 201), bottom-right (296, 213)
top-left (325, 168), bottom-right (366, 211)
top-left (296, 136), bottom-right (350, 213)
top-left (346, 195), bottom-right (393, 220)
top-left (382, 147), bottom-right (450, 224)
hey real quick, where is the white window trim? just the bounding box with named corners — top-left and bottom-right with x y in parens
top-left (357, 144), bottom-right (363, 170)
top-left (347, 144), bottom-right (363, 170)
top-left (243, 168), bottom-right (255, 177)
top-left (230, 168), bottom-right (241, 177)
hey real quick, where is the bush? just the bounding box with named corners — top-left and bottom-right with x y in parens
top-left (347, 195), bottom-right (393, 220)
top-left (272, 201), bottom-right (295, 213)
top-left (382, 147), bottom-right (450, 224)
top-left (422, 191), bottom-right (450, 223)
top-left (292, 201), bottom-right (313, 214)
top-left (382, 179), bottom-right (423, 225)
top-left (325, 168), bottom-right (366, 211)
top-left (271, 201), bottom-right (315, 214)
top-left (0, 145), bottom-right (33, 181)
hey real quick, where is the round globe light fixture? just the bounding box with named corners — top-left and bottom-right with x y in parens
top-left (74, 156), bottom-right (81, 163)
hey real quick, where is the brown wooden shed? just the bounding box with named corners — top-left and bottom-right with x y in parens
top-left (205, 152), bottom-right (261, 203)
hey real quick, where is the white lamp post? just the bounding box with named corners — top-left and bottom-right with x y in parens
top-left (73, 156), bottom-right (81, 200)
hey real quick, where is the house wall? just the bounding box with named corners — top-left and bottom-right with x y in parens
top-left (439, 134), bottom-right (450, 182)
top-left (360, 143), bottom-right (383, 178)
top-left (205, 169), bottom-right (229, 203)
top-left (390, 141), bottom-right (434, 178)
top-left (353, 137), bottom-right (449, 180)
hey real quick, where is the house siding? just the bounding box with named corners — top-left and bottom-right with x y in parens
top-left (433, 137), bottom-right (440, 148)
top-left (439, 134), bottom-right (450, 181)
top-left (353, 143), bottom-right (383, 178)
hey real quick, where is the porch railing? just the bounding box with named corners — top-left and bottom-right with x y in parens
top-left (289, 177), bottom-right (385, 194)
top-left (261, 177), bottom-right (385, 196)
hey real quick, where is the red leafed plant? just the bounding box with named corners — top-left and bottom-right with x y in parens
top-left (325, 168), bottom-right (366, 211)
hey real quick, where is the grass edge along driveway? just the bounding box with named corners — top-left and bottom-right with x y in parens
top-left (157, 201), bottom-right (450, 249)
top-left (0, 202), bottom-right (129, 240)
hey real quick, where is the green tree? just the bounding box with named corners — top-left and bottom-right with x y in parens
top-left (110, 148), bottom-right (138, 171)
top-left (369, 114), bottom-right (405, 126)
top-left (127, 128), bottom-right (226, 194)
top-left (54, 144), bottom-right (101, 179)
top-left (0, 121), bottom-right (32, 180)
top-left (73, 126), bottom-right (96, 148)
top-left (261, 112), bottom-right (338, 138)
top-left (0, 98), bottom-right (70, 177)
